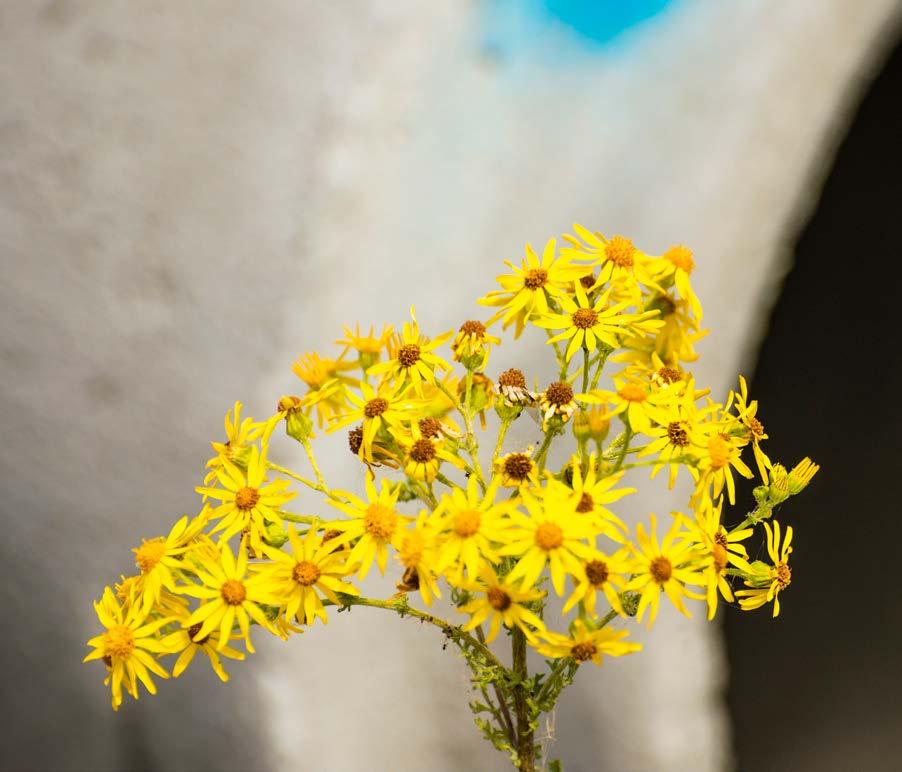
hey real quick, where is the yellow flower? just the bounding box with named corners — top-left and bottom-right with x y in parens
top-left (394, 512), bottom-right (442, 607)
top-left (451, 319), bottom-right (501, 372)
top-left (256, 523), bottom-right (359, 626)
top-left (580, 374), bottom-right (679, 435)
top-left (196, 445), bottom-right (296, 554)
top-left (562, 549), bottom-right (631, 616)
top-left (397, 421), bottom-right (464, 483)
top-left (292, 352), bottom-right (357, 427)
top-left (653, 244), bottom-right (702, 322)
top-left (538, 380), bottom-right (579, 430)
top-left (335, 323), bottom-right (394, 370)
top-left (497, 368), bottom-right (539, 406)
top-left (132, 514), bottom-right (205, 616)
top-left (328, 380), bottom-right (419, 463)
top-left (204, 401), bottom-right (265, 485)
top-left (478, 239), bottom-right (591, 338)
top-left (501, 487), bottom-right (594, 596)
top-left (561, 225), bottom-right (662, 296)
top-left (457, 565), bottom-right (546, 643)
top-left (534, 281), bottom-right (662, 361)
top-left (565, 455), bottom-right (634, 540)
top-left (431, 476), bottom-right (512, 581)
top-left (694, 426), bottom-right (754, 506)
top-left (368, 307), bottom-right (453, 395)
top-left (494, 447), bottom-right (539, 488)
top-left (83, 587), bottom-right (178, 711)
top-left (328, 477), bottom-right (411, 579)
top-left (179, 539), bottom-right (276, 653)
top-left (727, 375), bottom-right (772, 482)
top-left (682, 499), bottom-right (752, 620)
top-left (535, 619), bottom-right (641, 665)
top-left (736, 520), bottom-right (793, 617)
top-left (636, 384), bottom-right (705, 488)
top-left (163, 624), bottom-right (246, 683)
top-left (625, 514), bottom-right (705, 627)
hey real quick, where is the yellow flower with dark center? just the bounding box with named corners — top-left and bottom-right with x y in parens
top-left (132, 513), bottom-right (206, 615)
top-left (196, 445), bottom-right (296, 555)
top-left (497, 367), bottom-right (538, 406)
top-left (562, 549), bottom-right (631, 616)
top-left (538, 380), bottom-right (579, 429)
top-left (625, 514), bottom-right (706, 628)
top-left (535, 619), bottom-right (641, 665)
top-left (328, 380), bottom-right (419, 462)
top-left (500, 486), bottom-right (594, 596)
top-left (456, 565), bottom-right (546, 643)
top-left (693, 423), bottom-right (754, 506)
top-left (451, 319), bottom-right (501, 372)
top-left (335, 323), bottom-right (394, 370)
top-left (564, 454), bottom-right (635, 540)
top-left (204, 401), bottom-right (266, 485)
top-left (636, 383), bottom-right (706, 488)
top-left (178, 539), bottom-right (276, 653)
top-left (327, 476), bottom-right (411, 579)
top-left (83, 587), bottom-right (179, 711)
top-left (494, 447), bottom-right (538, 488)
top-left (256, 523), bottom-right (359, 625)
top-left (368, 307), bottom-right (453, 396)
top-left (736, 520), bottom-right (793, 617)
top-left (561, 225), bottom-right (662, 297)
top-left (479, 239), bottom-right (592, 338)
top-left (396, 421), bottom-right (465, 483)
top-left (431, 475), bottom-right (513, 581)
top-left (651, 244), bottom-right (702, 322)
top-left (534, 280), bottom-right (662, 361)
top-left (726, 375), bottom-right (772, 482)
top-left (394, 512), bottom-right (441, 607)
top-left (579, 373), bottom-right (680, 435)
top-left (162, 624), bottom-right (246, 683)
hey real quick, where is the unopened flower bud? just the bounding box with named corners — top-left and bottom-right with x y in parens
top-left (264, 521), bottom-right (289, 548)
top-left (768, 464), bottom-right (791, 505)
top-left (788, 457), bottom-right (819, 495)
top-left (572, 409), bottom-right (591, 441)
top-left (278, 395), bottom-right (314, 443)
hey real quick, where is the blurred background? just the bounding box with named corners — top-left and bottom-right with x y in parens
top-left (2, 1), bottom-right (900, 770)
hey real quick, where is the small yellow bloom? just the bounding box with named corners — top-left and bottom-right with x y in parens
top-left (562, 549), bottom-right (631, 616)
top-left (535, 619), bottom-right (641, 665)
top-left (163, 624), bottom-right (246, 683)
top-left (292, 352), bottom-right (357, 427)
top-left (394, 512), bottom-right (442, 607)
top-left (652, 244), bottom-right (702, 322)
top-left (451, 319), bottom-right (501, 372)
top-left (736, 520), bottom-right (793, 617)
top-left (204, 401), bottom-right (265, 485)
top-left (457, 565), bottom-right (546, 643)
top-left (335, 323), bottom-right (394, 370)
top-left (561, 225), bottom-right (662, 297)
top-left (132, 514), bottom-right (205, 616)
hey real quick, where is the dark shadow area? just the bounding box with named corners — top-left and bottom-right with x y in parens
top-left (725, 29), bottom-right (902, 772)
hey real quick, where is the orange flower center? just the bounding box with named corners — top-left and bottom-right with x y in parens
top-left (364, 397), bottom-right (389, 418)
top-left (712, 544), bottom-right (728, 572)
top-left (134, 538), bottom-right (166, 574)
top-left (664, 245), bottom-right (694, 273)
top-left (535, 522), bottom-right (564, 551)
top-left (364, 503), bottom-right (398, 541)
top-left (650, 556), bottom-right (673, 583)
top-left (221, 579), bottom-right (247, 605)
top-left (292, 561), bottom-right (321, 586)
top-left (453, 509), bottom-right (482, 538)
top-left (571, 642), bottom-right (597, 662)
top-left (618, 383), bottom-right (648, 403)
top-left (606, 236), bottom-right (636, 267)
top-left (524, 268), bottom-right (548, 290)
top-left (498, 368), bottom-right (527, 389)
top-left (459, 320), bottom-right (486, 338)
top-left (545, 381), bottom-right (574, 406)
top-left (571, 308), bottom-right (599, 330)
top-left (235, 486), bottom-right (260, 511)
top-left (487, 587), bottom-right (512, 611)
top-left (775, 562), bottom-right (792, 588)
top-left (708, 435), bottom-right (731, 469)
top-left (503, 453), bottom-right (533, 482)
top-left (667, 421), bottom-right (689, 447)
top-left (397, 344), bottom-right (421, 368)
top-left (102, 625), bottom-right (136, 659)
top-left (409, 439), bottom-right (437, 464)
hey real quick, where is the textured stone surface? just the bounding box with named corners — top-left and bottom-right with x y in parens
top-left (1, 1), bottom-right (897, 770)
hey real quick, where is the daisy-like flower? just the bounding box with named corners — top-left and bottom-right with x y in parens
top-left (653, 244), bottom-right (702, 321)
top-left (501, 486), bottom-right (594, 596)
top-left (566, 454), bottom-right (634, 539)
top-left (497, 368), bottom-right (538, 406)
top-left (431, 475), bottom-right (512, 581)
top-left (394, 512), bottom-right (442, 607)
top-left (535, 619), bottom-right (641, 665)
top-left (580, 374), bottom-right (680, 435)
top-left (179, 539), bottom-right (276, 653)
top-left (650, 292), bottom-right (706, 364)
top-left (693, 426), bottom-right (754, 506)
top-left (368, 307), bottom-right (453, 396)
top-left (562, 548), bottom-right (631, 616)
top-left (256, 523), bottom-right (359, 626)
top-left (83, 587), bottom-right (178, 711)
top-left (397, 421), bottom-right (464, 483)
top-left (415, 414), bottom-right (461, 442)
top-left (163, 624), bottom-right (246, 683)
top-left (478, 239), bottom-right (592, 338)
top-left (534, 281), bottom-right (662, 362)
top-left (726, 375), bottom-right (772, 482)
top-left (624, 514), bottom-right (706, 627)
top-left (681, 498), bottom-right (752, 620)
top-left (457, 564), bottom-right (546, 643)
top-left (538, 380), bottom-right (579, 430)
top-left (132, 513), bottom-right (206, 615)
top-left (494, 447), bottom-right (538, 488)
top-left (328, 380), bottom-right (418, 462)
top-left (204, 401), bottom-right (265, 485)
top-left (328, 477), bottom-right (411, 579)
top-left (451, 319), bottom-right (501, 372)
top-left (736, 520), bottom-right (793, 617)
top-left (196, 445), bottom-right (296, 555)
top-left (636, 385), bottom-right (705, 488)
top-left (561, 225), bottom-right (662, 296)
top-left (335, 323), bottom-right (394, 371)
top-left (292, 352), bottom-right (357, 427)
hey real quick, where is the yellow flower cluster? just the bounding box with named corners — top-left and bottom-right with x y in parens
top-left (84, 226), bottom-right (817, 769)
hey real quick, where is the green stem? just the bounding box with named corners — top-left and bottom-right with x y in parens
top-left (493, 419), bottom-right (512, 464)
top-left (613, 429), bottom-right (633, 473)
top-left (512, 627), bottom-right (535, 771)
top-left (475, 625), bottom-right (516, 745)
top-left (581, 348), bottom-right (590, 394)
top-left (534, 430), bottom-right (557, 472)
top-left (302, 440), bottom-right (327, 489)
top-left (267, 460), bottom-right (344, 500)
top-left (589, 346), bottom-right (612, 391)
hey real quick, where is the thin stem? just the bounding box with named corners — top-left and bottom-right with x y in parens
top-left (434, 472), bottom-right (459, 491)
top-left (534, 429), bottom-right (557, 473)
top-left (436, 380), bottom-right (486, 491)
top-left (581, 348), bottom-right (590, 394)
top-left (512, 626), bottom-right (535, 771)
top-left (281, 513), bottom-right (321, 525)
top-left (267, 460), bottom-right (340, 499)
top-left (302, 440), bottom-right (327, 489)
top-left (613, 428), bottom-right (633, 473)
top-left (589, 346), bottom-right (612, 391)
top-left (493, 419), bottom-right (511, 465)
top-left (475, 625), bottom-right (516, 745)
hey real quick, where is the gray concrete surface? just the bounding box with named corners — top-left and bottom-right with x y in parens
top-left (1, 1), bottom-right (898, 770)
